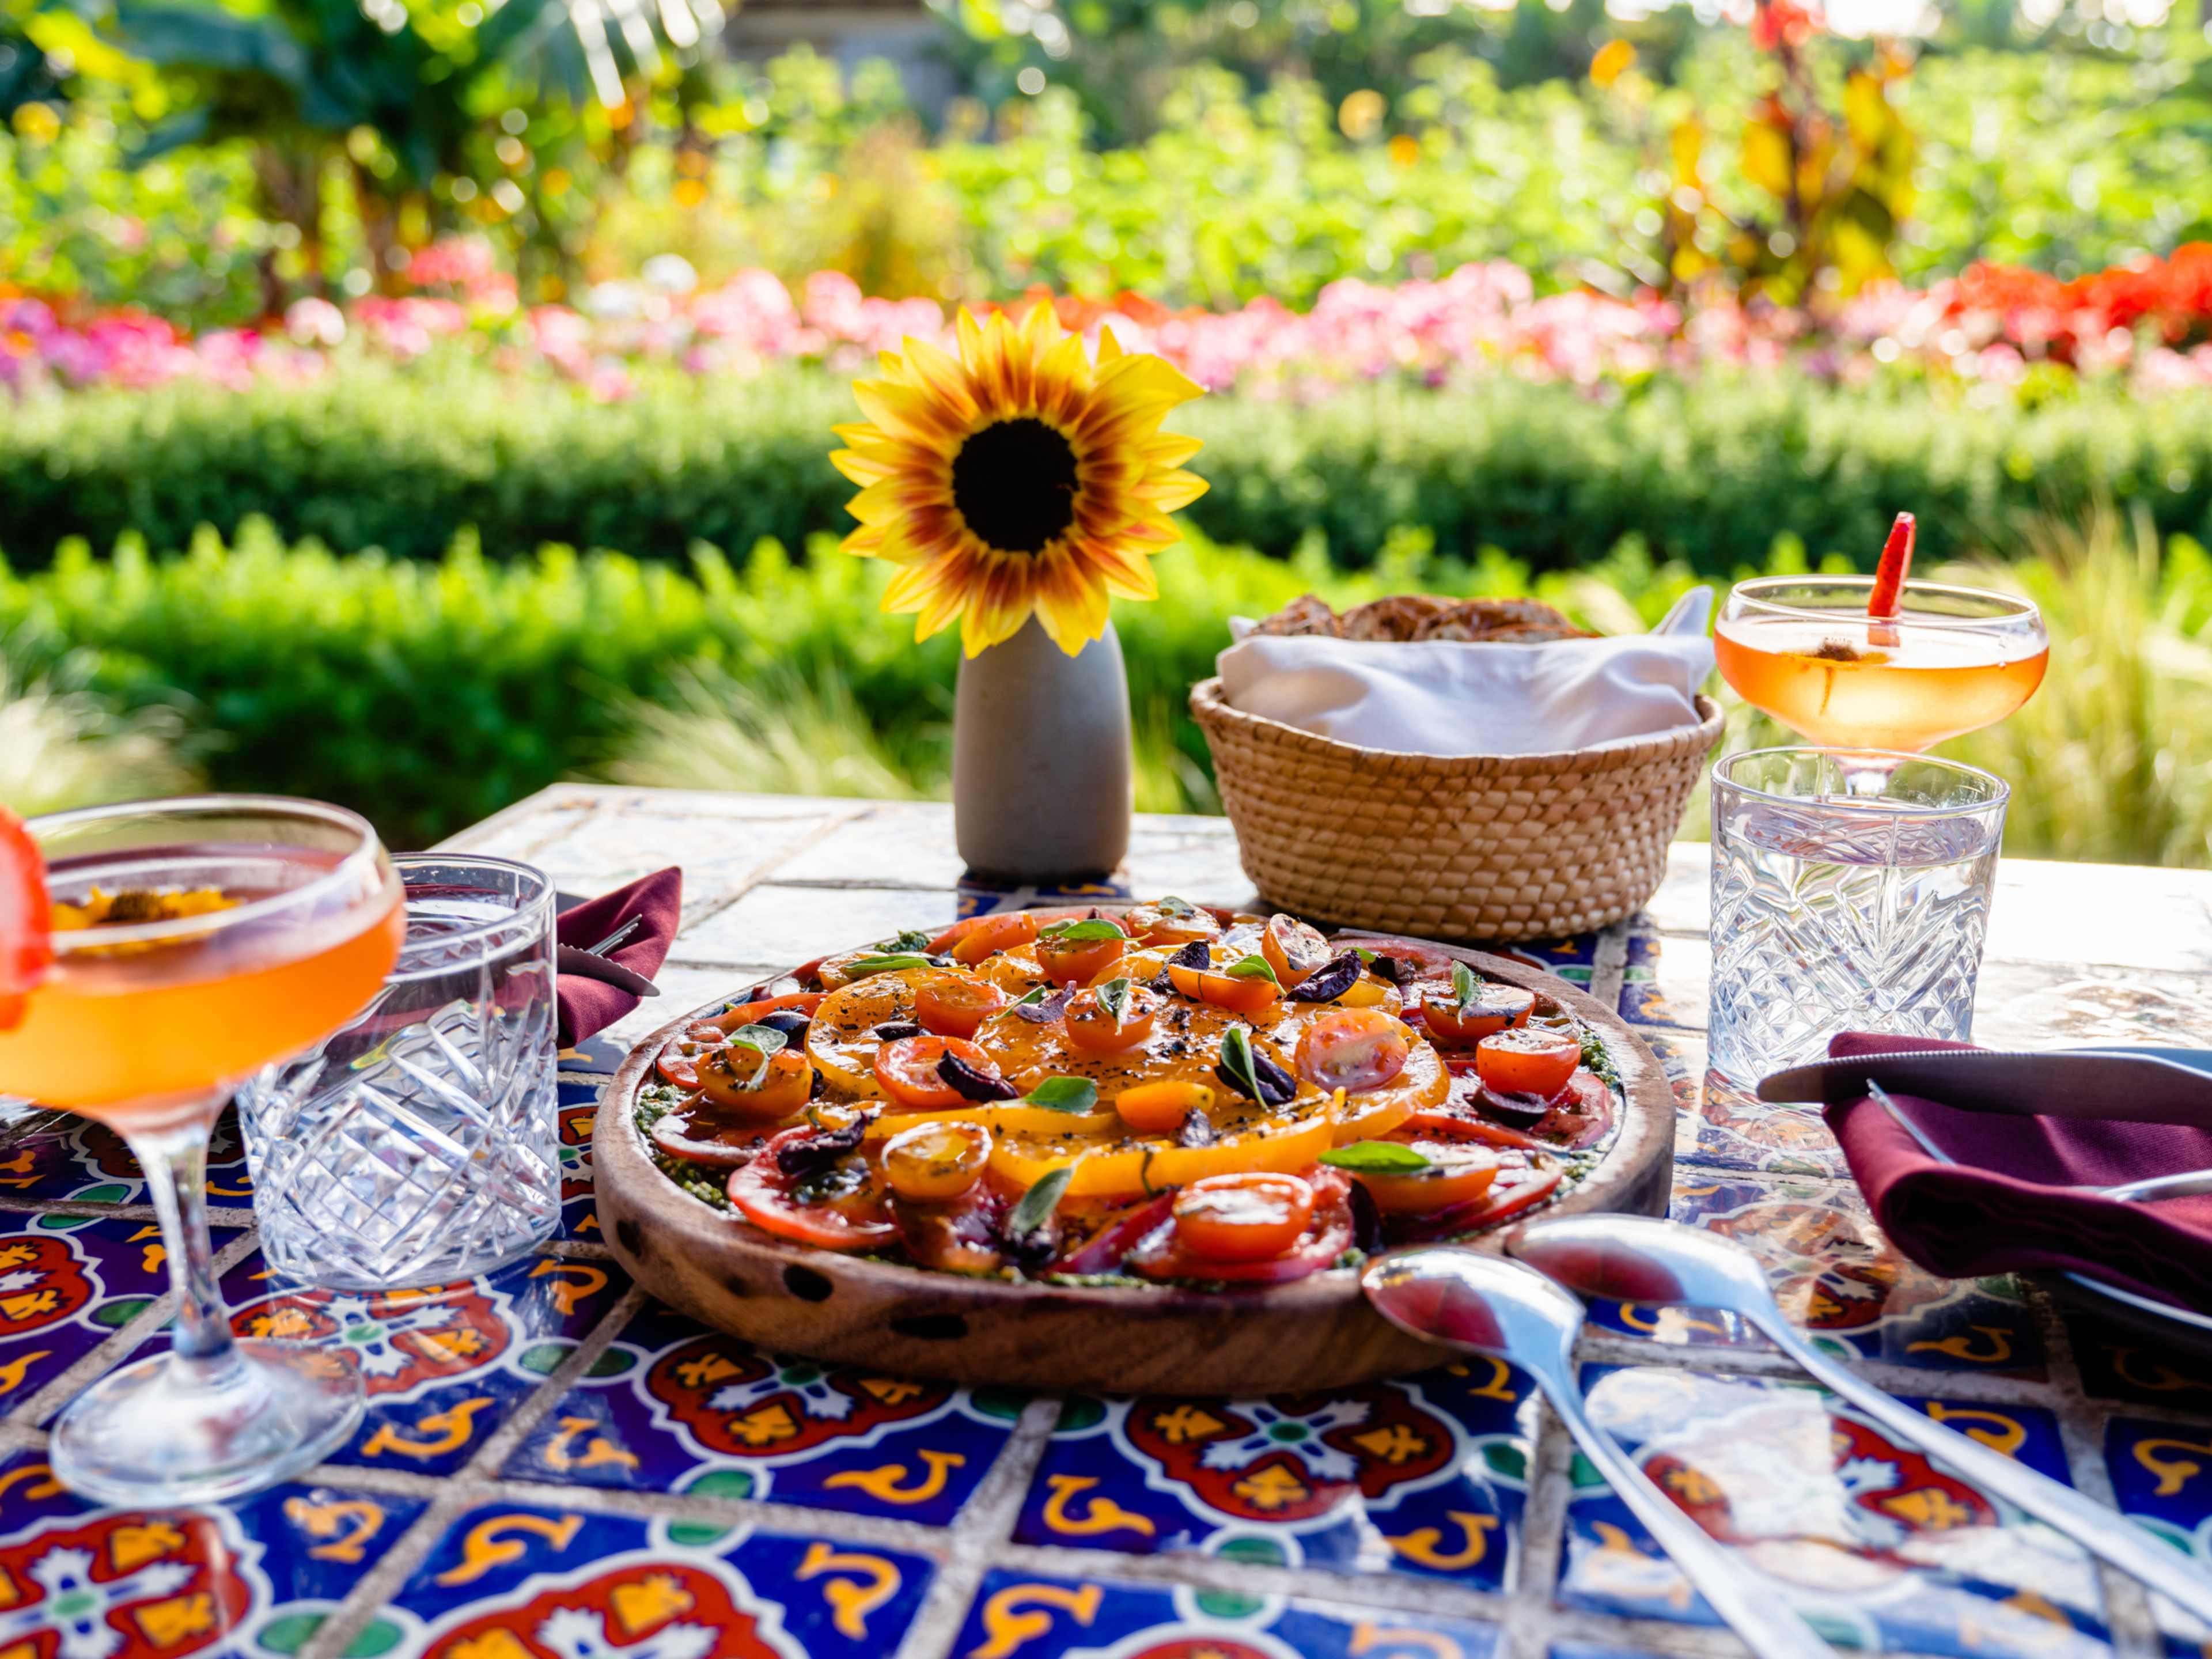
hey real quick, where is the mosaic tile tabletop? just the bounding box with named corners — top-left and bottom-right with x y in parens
top-left (2, 786), bottom-right (2209, 1659)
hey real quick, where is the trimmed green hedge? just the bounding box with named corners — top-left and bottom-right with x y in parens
top-left (7, 365), bottom-right (2212, 573)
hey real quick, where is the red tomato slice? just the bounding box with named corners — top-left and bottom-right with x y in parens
top-left (1533, 1070), bottom-right (1615, 1150)
top-left (0, 808), bottom-right (52, 1032)
top-left (1389, 1157), bottom-right (1563, 1243)
top-left (728, 1127), bottom-right (897, 1251)
top-left (873, 1035), bottom-right (1003, 1108)
top-left (650, 1099), bottom-right (783, 1167)
top-left (1052, 1194), bottom-right (1176, 1275)
top-left (914, 974), bottom-right (1010, 1039)
top-left (1129, 1168), bottom-right (1354, 1283)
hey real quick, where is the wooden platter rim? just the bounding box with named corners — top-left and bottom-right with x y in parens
top-left (593, 928), bottom-right (1674, 1311)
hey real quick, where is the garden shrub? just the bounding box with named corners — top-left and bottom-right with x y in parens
top-left (6, 365), bottom-right (2212, 576)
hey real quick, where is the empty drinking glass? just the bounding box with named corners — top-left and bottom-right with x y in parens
top-left (238, 854), bottom-right (560, 1287)
top-left (1707, 748), bottom-right (2009, 1090)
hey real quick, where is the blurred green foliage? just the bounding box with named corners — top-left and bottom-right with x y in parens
top-left (7, 360), bottom-right (2212, 577)
top-left (7, 512), bottom-right (2211, 867)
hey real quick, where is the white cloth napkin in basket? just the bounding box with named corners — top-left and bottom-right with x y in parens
top-left (1218, 589), bottom-right (1716, 757)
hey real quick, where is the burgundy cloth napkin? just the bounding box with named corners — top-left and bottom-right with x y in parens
top-left (556, 868), bottom-right (681, 1047)
top-left (1824, 1030), bottom-right (2212, 1313)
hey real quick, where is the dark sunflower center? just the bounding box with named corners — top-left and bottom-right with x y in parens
top-left (950, 417), bottom-right (1078, 555)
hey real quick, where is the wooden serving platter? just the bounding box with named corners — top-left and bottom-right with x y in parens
top-left (594, 930), bottom-right (1675, 1396)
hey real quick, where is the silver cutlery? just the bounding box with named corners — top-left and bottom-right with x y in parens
top-left (1363, 1248), bottom-right (1840, 1659)
top-left (1756, 1046), bottom-right (2212, 1126)
top-left (1512, 1213), bottom-right (2212, 1624)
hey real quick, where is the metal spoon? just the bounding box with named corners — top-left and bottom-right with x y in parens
top-left (1512, 1213), bottom-right (2212, 1624)
top-left (1363, 1249), bottom-right (1839, 1659)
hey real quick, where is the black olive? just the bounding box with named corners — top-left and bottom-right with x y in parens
top-left (1369, 953), bottom-right (1416, 986)
top-left (937, 1050), bottom-right (1020, 1101)
top-left (1478, 1082), bottom-right (1553, 1131)
top-left (1346, 1176), bottom-right (1384, 1253)
top-left (776, 1122), bottom-right (863, 1179)
top-left (1215, 1049), bottom-right (1297, 1108)
top-left (1291, 953), bottom-right (1361, 1003)
top-left (1166, 940), bottom-right (1211, 973)
top-left (756, 1009), bottom-right (812, 1040)
top-left (1014, 988), bottom-right (1071, 1024)
top-left (874, 1021), bottom-right (923, 1040)
top-left (1178, 1110), bottom-right (1217, 1148)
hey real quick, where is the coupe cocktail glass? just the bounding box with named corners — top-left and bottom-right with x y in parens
top-left (1715, 576), bottom-right (2049, 757)
top-left (0, 796), bottom-right (403, 1504)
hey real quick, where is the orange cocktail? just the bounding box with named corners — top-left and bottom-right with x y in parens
top-left (0, 852), bottom-right (402, 1119)
top-left (0, 796), bottom-right (402, 1508)
top-left (1714, 577), bottom-right (2050, 752)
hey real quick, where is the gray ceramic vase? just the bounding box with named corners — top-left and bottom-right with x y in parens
top-left (952, 617), bottom-right (1133, 882)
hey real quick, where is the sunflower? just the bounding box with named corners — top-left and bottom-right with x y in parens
top-left (831, 304), bottom-right (1209, 658)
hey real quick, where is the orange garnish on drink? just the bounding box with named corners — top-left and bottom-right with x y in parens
top-left (0, 808), bottom-right (53, 1032)
top-left (1867, 511), bottom-right (1915, 646)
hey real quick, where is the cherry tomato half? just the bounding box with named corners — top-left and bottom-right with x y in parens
top-left (1122, 902), bottom-right (1221, 949)
top-left (940, 911), bottom-right (1039, 967)
top-left (1351, 1137), bottom-right (1501, 1215)
top-left (1422, 982), bottom-right (1535, 1046)
top-left (1129, 1169), bottom-right (1355, 1284)
top-left (1472, 1027), bottom-right (1580, 1099)
top-left (1114, 1078), bottom-right (1215, 1134)
top-left (1295, 1009), bottom-right (1411, 1094)
top-left (914, 973), bottom-right (1010, 1039)
top-left (1260, 914), bottom-right (1332, 988)
top-left (1165, 961), bottom-right (1280, 1017)
top-left (728, 1127), bottom-right (897, 1252)
top-left (873, 1035), bottom-right (1005, 1109)
top-left (881, 1120), bottom-right (992, 1202)
top-left (1063, 982), bottom-right (1161, 1055)
top-left (1036, 922), bottom-right (1128, 986)
top-left (711, 991), bottom-right (826, 1032)
top-left (696, 1045), bottom-right (815, 1117)
top-left (1171, 1172), bottom-right (1316, 1263)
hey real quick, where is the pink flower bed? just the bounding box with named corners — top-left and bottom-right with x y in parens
top-left (9, 237), bottom-right (2212, 401)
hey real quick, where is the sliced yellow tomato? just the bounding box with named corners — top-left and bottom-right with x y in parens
top-left (942, 911), bottom-right (1037, 965)
top-left (1166, 960), bottom-right (1281, 1016)
top-left (881, 1120), bottom-right (991, 1202)
top-left (1262, 1006), bottom-right (1446, 1142)
top-left (867, 1100), bottom-right (1122, 1139)
top-left (988, 1103), bottom-right (1335, 1198)
top-left (1115, 1078), bottom-right (1215, 1134)
top-left (804, 966), bottom-right (940, 1097)
top-left (979, 944), bottom-right (1055, 998)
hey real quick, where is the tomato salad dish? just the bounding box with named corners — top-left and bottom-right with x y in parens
top-left (632, 902), bottom-right (1622, 1289)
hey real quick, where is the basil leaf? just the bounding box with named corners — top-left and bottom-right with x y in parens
top-left (1452, 960), bottom-right (1478, 1010)
top-left (1097, 976), bottom-right (1131, 1022)
top-left (730, 1024), bottom-right (787, 1056)
top-left (1024, 1076), bottom-right (1100, 1113)
top-left (1013, 986), bottom-right (1051, 1006)
top-left (1224, 954), bottom-right (1279, 984)
top-left (1009, 1166), bottom-right (1073, 1236)
top-left (1219, 1025), bottom-right (1264, 1102)
top-left (841, 953), bottom-right (932, 978)
top-left (1353, 947), bottom-right (1377, 964)
top-left (1037, 918), bottom-right (1124, 944)
top-left (1320, 1141), bottom-right (1434, 1173)
top-left (1156, 895), bottom-right (1196, 916)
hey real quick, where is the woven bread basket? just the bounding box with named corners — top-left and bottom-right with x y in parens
top-left (1190, 677), bottom-right (1723, 942)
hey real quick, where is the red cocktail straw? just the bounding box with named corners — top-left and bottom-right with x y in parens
top-left (1868, 512), bottom-right (1915, 620)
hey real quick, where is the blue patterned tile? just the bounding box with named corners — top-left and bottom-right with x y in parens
top-left (556, 1077), bottom-right (602, 1243)
top-left (558, 1033), bottom-right (630, 1076)
top-left (1581, 1177), bottom-right (2043, 1376)
top-left (389, 1498), bottom-right (933, 1658)
top-left (2104, 1415), bottom-right (2212, 1657)
top-left (1012, 1361), bottom-right (1532, 1589)
top-left (1560, 1365), bottom-right (2108, 1658)
top-left (2064, 1309), bottom-right (2212, 1412)
top-left (0, 1445), bottom-right (424, 1657)
top-left (951, 1565), bottom-right (1499, 1659)
top-left (501, 1301), bottom-right (1021, 1522)
top-left (1491, 935), bottom-right (1600, 991)
top-left (0, 1108), bottom-right (254, 1210)
top-left (94, 1245), bottom-right (628, 1474)
top-left (0, 1210), bottom-right (178, 1416)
